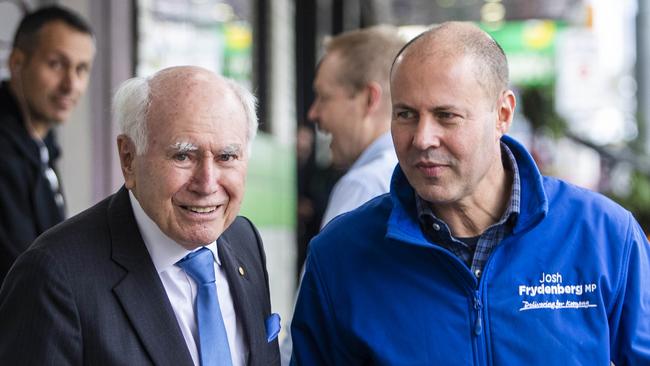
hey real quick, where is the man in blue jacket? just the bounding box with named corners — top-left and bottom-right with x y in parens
top-left (291, 21), bottom-right (650, 365)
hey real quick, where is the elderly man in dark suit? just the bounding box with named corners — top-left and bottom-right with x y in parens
top-left (0, 66), bottom-right (281, 365)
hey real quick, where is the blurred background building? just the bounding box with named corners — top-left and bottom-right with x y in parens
top-left (1, 0), bottom-right (649, 341)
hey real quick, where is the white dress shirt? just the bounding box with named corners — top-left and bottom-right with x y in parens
top-left (320, 132), bottom-right (398, 227)
top-left (129, 191), bottom-right (247, 366)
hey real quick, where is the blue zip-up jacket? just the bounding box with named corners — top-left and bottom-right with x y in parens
top-left (291, 135), bottom-right (650, 365)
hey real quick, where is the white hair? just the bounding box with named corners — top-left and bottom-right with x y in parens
top-left (225, 78), bottom-right (258, 153)
top-left (113, 76), bottom-right (150, 155)
top-left (112, 73), bottom-right (258, 155)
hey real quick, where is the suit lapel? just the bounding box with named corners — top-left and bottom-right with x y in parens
top-left (218, 234), bottom-right (266, 365)
top-left (108, 188), bottom-right (194, 366)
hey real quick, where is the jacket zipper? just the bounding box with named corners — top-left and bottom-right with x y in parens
top-left (473, 288), bottom-right (488, 366)
top-left (473, 235), bottom-right (518, 366)
top-left (432, 248), bottom-right (487, 366)
top-left (473, 291), bottom-right (483, 336)
top-left (390, 235), bottom-right (493, 365)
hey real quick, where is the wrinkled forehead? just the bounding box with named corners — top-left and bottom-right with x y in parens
top-left (152, 71), bottom-right (239, 111)
top-left (151, 68), bottom-right (226, 99)
top-left (146, 72), bottom-right (246, 136)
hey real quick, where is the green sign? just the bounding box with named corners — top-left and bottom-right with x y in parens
top-left (240, 132), bottom-right (296, 227)
top-left (481, 20), bottom-right (565, 86)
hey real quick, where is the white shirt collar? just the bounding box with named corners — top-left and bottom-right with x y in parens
top-left (128, 190), bottom-right (222, 274)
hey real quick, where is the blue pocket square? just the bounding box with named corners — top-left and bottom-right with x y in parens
top-left (265, 313), bottom-right (281, 342)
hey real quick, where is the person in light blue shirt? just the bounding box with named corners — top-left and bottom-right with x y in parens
top-left (319, 131), bottom-right (396, 226)
top-left (307, 25), bottom-right (405, 228)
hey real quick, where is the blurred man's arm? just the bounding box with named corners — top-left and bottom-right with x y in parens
top-left (609, 215), bottom-right (650, 365)
top-left (0, 247), bottom-right (82, 364)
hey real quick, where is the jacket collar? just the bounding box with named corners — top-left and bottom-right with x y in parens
top-left (110, 187), bottom-right (270, 365)
top-left (0, 80), bottom-right (60, 167)
top-left (218, 221), bottom-right (270, 365)
top-left (387, 135), bottom-right (548, 244)
top-left (501, 135), bottom-right (548, 234)
top-left (108, 187), bottom-right (195, 366)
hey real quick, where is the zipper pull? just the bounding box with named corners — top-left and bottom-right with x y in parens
top-left (474, 292), bottom-right (483, 336)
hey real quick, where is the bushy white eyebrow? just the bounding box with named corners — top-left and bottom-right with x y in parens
top-left (167, 142), bottom-right (245, 159)
top-left (220, 144), bottom-right (243, 155)
top-left (169, 141), bottom-right (199, 153)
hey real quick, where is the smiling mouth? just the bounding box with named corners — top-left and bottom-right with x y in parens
top-left (53, 96), bottom-right (75, 108)
top-left (180, 205), bottom-right (218, 214)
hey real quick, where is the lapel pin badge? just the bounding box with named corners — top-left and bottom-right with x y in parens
top-left (238, 266), bottom-right (245, 276)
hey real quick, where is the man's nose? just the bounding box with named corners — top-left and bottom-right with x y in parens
top-left (189, 157), bottom-right (220, 195)
top-left (60, 68), bottom-right (81, 94)
top-left (412, 115), bottom-right (442, 150)
top-left (307, 101), bottom-right (319, 124)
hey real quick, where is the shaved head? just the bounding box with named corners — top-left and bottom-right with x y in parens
top-left (392, 21), bottom-right (509, 101)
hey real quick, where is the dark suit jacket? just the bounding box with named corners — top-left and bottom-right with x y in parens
top-left (0, 80), bottom-right (65, 283)
top-left (0, 187), bottom-right (280, 365)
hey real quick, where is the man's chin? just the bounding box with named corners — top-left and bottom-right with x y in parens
top-left (176, 225), bottom-right (227, 250)
top-left (411, 180), bottom-right (456, 204)
top-left (177, 236), bottom-right (221, 251)
top-left (27, 109), bottom-right (67, 127)
top-left (50, 111), bottom-right (72, 123)
top-left (48, 102), bottom-right (76, 120)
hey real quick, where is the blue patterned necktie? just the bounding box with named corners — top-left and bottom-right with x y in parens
top-left (177, 247), bottom-right (233, 366)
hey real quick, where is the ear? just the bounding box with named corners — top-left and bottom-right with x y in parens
top-left (362, 81), bottom-right (383, 117)
top-left (8, 49), bottom-right (25, 76)
top-left (117, 135), bottom-right (137, 189)
top-left (496, 90), bottom-right (516, 137)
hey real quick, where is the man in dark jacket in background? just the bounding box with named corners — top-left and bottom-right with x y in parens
top-left (0, 5), bottom-right (95, 282)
